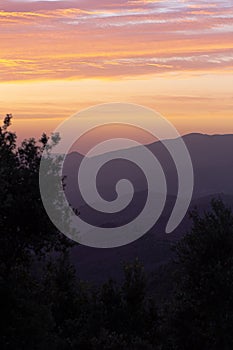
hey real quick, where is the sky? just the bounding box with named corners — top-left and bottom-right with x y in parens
top-left (0, 0), bottom-right (232, 142)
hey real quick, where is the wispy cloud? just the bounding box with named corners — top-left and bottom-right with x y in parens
top-left (0, 0), bottom-right (232, 81)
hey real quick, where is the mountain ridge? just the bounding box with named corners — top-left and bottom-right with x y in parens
top-left (61, 133), bottom-right (233, 282)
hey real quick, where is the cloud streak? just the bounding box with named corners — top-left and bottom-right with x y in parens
top-left (0, 0), bottom-right (232, 81)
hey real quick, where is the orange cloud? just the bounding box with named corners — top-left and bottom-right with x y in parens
top-left (0, 0), bottom-right (232, 81)
top-left (0, 0), bottom-right (232, 138)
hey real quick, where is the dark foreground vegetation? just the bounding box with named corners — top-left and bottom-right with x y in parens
top-left (1, 115), bottom-right (233, 349)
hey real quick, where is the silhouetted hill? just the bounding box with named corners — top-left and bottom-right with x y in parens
top-left (61, 134), bottom-right (233, 283)
top-left (64, 133), bottom-right (233, 211)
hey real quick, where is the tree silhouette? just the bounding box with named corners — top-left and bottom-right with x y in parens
top-left (163, 199), bottom-right (233, 350)
top-left (1, 115), bottom-right (233, 349)
top-left (0, 115), bottom-right (73, 349)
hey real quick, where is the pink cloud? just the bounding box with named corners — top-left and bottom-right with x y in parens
top-left (0, 0), bottom-right (232, 81)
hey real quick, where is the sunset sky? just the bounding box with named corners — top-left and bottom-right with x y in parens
top-left (0, 0), bottom-right (232, 142)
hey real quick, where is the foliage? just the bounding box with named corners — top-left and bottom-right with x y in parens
top-left (0, 115), bottom-right (71, 279)
top-left (1, 115), bottom-right (233, 349)
top-left (162, 199), bottom-right (233, 350)
top-left (0, 115), bottom-right (72, 349)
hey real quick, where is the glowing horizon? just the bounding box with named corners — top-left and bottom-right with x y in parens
top-left (0, 0), bottom-right (232, 140)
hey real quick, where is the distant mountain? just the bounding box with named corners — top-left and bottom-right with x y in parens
top-left (70, 194), bottom-right (233, 284)
top-left (62, 134), bottom-right (233, 283)
top-left (64, 133), bottom-right (233, 209)
top-left (179, 133), bottom-right (233, 197)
